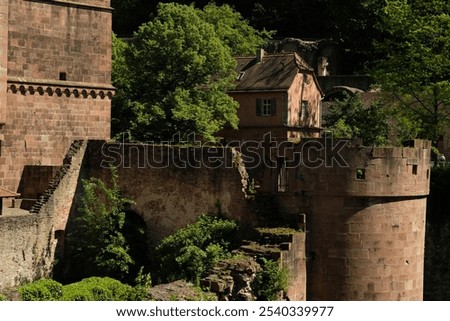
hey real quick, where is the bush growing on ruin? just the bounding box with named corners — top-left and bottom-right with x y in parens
top-left (154, 215), bottom-right (238, 284)
top-left (67, 167), bottom-right (138, 283)
top-left (252, 258), bottom-right (289, 301)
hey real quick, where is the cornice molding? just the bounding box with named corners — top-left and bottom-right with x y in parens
top-left (7, 78), bottom-right (115, 99)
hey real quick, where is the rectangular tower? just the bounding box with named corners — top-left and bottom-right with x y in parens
top-left (0, 0), bottom-right (113, 198)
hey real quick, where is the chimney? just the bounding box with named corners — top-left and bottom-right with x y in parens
top-left (256, 48), bottom-right (265, 63)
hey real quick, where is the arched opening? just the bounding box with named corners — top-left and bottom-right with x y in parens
top-left (122, 210), bottom-right (150, 283)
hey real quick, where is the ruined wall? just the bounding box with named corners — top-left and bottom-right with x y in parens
top-left (254, 138), bottom-right (430, 300)
top-left (202, 229), bottom-right (306, 301)
top-left (0, 0), bottom-right (112, 194)
top-left (0, 141), bottom-right (86, 290)
top-left (79, 141), bottom-right (257, 246)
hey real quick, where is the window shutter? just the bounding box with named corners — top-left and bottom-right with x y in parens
top-left (271, 98), bottom-right (277, 115)
top-left (256, 98), bottom-right (262, 116)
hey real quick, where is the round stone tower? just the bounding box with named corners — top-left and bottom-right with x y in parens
top-left (301, 139), bottom-right (430, 300)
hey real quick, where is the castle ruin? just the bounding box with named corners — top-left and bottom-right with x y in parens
top-left (0, 1), bottom-right (431, 301)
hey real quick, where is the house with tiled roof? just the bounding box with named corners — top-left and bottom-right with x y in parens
top-left (220, 49), bottom-right (323, 141)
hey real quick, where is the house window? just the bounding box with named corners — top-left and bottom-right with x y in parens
top-left (300, 100), bottom-right (309, 120)
top-left (256, 98), bottom-right (277, 116)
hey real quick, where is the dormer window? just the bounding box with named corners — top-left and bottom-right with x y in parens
top-left (256, 98), bottom-right (277, 116)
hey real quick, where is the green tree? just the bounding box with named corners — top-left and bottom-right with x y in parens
top-left (371, 0), bottom-right (450, 144)
top-left (154, 215), bottom-right (238, 285)
top-left (67, 167), bottom-right (135, 282)
top-left (323, 93), bottom-right (390, 146)
top-left (112, 3), bottom-right (272, 142)
top-left (200, 3), bottom-right (273, 55)
top-left (252, 258), bottom-right (289, 301)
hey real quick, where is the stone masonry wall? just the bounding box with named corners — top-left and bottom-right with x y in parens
top-left (77, 141), bottom-right (258, 247)
top-left (308, 196), bottom-right (426, 300)
top-left (0, 90), bottom-right (111, 193)
top-left (202, 229), bottom-right (306, 301)
top-left (7, 0), bottom-right (112, 84)
top-left (0, 0), bottom-right (7, 122)
top-left (0, 141), bottom-right (86, 290)
top-left (251, 138), bottom-right (430, 300)
top-left (0, 0), bottom-right (112, 194)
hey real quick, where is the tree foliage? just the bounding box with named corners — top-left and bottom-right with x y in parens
top-left (371, 0), bottom-right (450, 144)
top-left (154, 215), bottom-right (238, 284)
top-left (67, 167), bottom-right (137, 282)
top-left (323, 93), bottom-right (390, 146)
top-left (252, 258), bottom-right (289, 301)
top-left (112, 3), bottom-right (272, 142)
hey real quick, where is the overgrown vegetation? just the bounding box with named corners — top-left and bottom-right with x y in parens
top-left (153, 215), bottom-right (239, 285)
top-left (323, 93), bottom-right (390, 146)
top-left (19, 277), bottom-right (149, 301)
top-left (371, 0), bottom-right (450, 144)
top-left (66, 167), bottom-right (148, 284)
top-left (252, 258), bottom-right (289, 301)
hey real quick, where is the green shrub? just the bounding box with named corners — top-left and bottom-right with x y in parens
top-left (0, 293), bottom-right (7, 301)
top-left (154, 215), bottom-right (238, 284)
top-left (252, 258), bottom-right (289, 301)
top-left (19, 279), bottom-right (63, 301)
top-left (67, 167), bottom-right (136, 282)
top-left (62, 277), bottom-right (133, 301)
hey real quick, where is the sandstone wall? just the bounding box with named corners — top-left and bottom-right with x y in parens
top-left (0, 141), bottom-right (86, 290)
top-left (0, 0), bottom-right (112, 194)
top-left (0, 0), bottom-right (7, 122)
top-left (79, 141), bottom-right (257, 246)
top-left (7, 0), bottom-right (112, 83)
top-left (308, 196), bottom-right (426, 300)
top-left (252, 138), bottom-right (430, 300)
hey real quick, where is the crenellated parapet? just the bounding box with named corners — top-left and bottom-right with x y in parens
top-left (7, 78), bottom-right (114, 99)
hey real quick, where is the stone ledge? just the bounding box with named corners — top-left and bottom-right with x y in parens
top-left (7, 78), bottom-right (115, 99)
